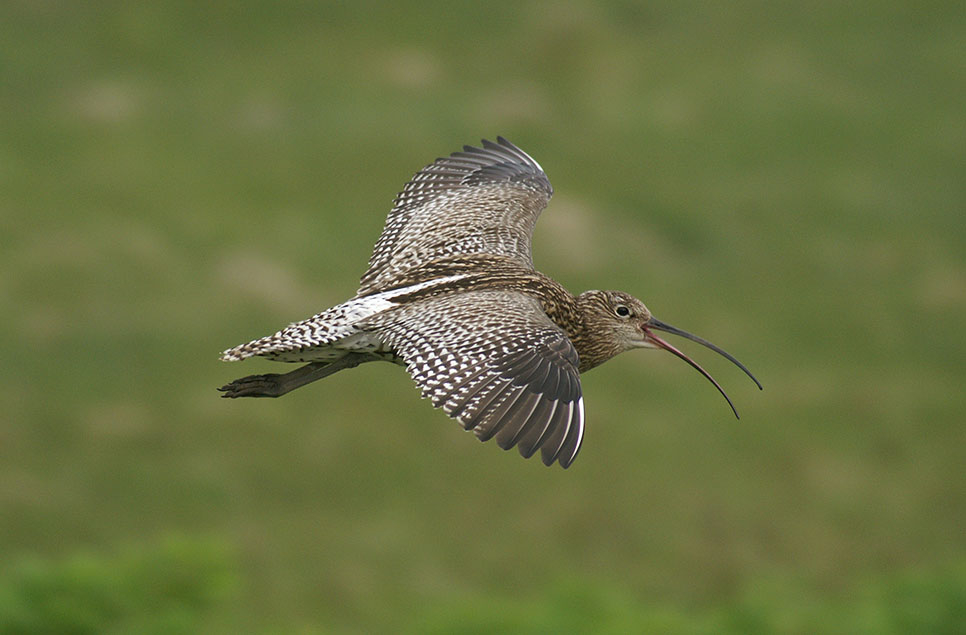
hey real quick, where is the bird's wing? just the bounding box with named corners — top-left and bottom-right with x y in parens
top-left (357, 137), bottom-right (553, 295)
top-left (361, 289), bottom-right (584, 468)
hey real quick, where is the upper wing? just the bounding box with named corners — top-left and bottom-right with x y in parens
top-left (357, 137), bottom-right (553, 295)
top-left (361, 289), bottom-right (584, 468)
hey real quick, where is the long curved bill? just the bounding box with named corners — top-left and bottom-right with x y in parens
top-left (644, 317), bottom-right (763, 419)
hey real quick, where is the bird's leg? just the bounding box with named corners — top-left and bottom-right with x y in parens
top-left (218, 353), bottom-right (383, 398)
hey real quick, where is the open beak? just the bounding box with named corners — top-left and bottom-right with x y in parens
top-left (644, 317), bottom-right (763, 419)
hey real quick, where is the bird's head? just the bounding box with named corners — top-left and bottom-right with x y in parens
top-left (576, 290), bottom-right (762, 417)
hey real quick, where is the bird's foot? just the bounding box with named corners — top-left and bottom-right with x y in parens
top-left (218, 373), bottom-right (286, 398)
top-left (218, 354), bottom-right (385, 399)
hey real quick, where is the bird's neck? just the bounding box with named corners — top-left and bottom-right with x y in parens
top-left (571, 292), bottom-right (625, 373)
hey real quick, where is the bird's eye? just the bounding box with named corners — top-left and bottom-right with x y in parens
top-left (615, 305), bottom-right (631, 318)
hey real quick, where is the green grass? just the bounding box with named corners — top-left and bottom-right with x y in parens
top-left (2, 1), bottom-right (964, 632)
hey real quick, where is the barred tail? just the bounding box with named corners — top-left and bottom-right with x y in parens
top-left (219, 335), bottom-right (282, 362)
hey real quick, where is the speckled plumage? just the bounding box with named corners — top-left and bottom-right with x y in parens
top-left (220, 137), bottom-right (761, 468)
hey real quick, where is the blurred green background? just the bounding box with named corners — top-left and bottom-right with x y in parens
top-left (2, 1), bottom-right (964, 632)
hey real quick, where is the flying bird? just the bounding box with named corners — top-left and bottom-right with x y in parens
top-left (219, 137), bottom-right (761, 468)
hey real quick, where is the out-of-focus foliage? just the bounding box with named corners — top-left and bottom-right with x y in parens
top-left (0, 536), bottom-right (236, 634)
top-left (2, 547), bottom-right (961, 634)
top-left (414, 565), bottom-right (966, 634)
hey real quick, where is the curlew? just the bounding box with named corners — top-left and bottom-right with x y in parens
top-left (219, 137), bottom-right (761, 468)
